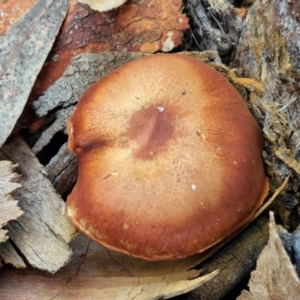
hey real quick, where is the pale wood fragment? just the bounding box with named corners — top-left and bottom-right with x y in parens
top-left (0, 136), bottom-right (76, 273)
top-left (0, 161), bottom-right (23, 243)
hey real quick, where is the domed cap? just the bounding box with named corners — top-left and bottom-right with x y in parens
top-left (66, 54), bottom-right (269, 260)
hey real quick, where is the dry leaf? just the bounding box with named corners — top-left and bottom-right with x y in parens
top-left (0, 0), bottom-right (36, 35)
top-left (0, 161), bottom-right (23, 243)
top-left (78, 0), bottom-right (127, 12)
top-left (0, 233), bottom-right (218, 299)
top-left (0, 0), bottom-right (69, 147)
top-left (238, 211), bottom-right (300, 300)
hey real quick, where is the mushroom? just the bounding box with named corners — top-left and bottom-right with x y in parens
top-left (66, 54), bottom-right (269, 260)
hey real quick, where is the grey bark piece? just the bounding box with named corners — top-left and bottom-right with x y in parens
top-left (231, 0), bottom-right (300, 189)
top-left (32, 106), bottom-right (74, 154)
top-left (33, 52), bottom-right (148, 117)
top-left (0, 136), bottom-right (76, 273)
top-left (186, 0), bottom-right (217, 52)
top-left (46, 143), bottom-right (78, 197)
top-left (233, 0), bottom-right (300, 78)
top-left (186, 0), bottom-right (241, 58)
top-left (0, 0), bottom-right (70, 147)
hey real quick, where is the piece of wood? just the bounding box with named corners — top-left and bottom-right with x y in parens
top-left (0, 0), bottom-right (70, 147)
top-left (0, 136), bottom-right (76, 273)
top-left (0, 161), bottom-right (24, 270)
top-left (0, 240), bottom-right (26, 268)
top-left (0, 161), bottom-right (23, 243)
top-left (182, 215), bottom-right (269, 300)
top-left (46, 143), bottom-right (78, 197)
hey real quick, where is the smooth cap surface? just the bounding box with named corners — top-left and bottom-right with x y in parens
top-left (66, 54), bottom-right (269, 260)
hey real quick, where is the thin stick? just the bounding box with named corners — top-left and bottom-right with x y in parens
top-left (254, 176), bottom-right (289, 219)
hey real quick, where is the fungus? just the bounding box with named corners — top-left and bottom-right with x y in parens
top-left (66, 54), bottom-right (269, 260)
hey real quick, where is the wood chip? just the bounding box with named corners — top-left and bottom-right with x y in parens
top-left (0, 136), bottom-right (76, 273)
top-left (0, 0), bottom-right (69, 147)
top-left (0, 161), bottom-right (23, 243)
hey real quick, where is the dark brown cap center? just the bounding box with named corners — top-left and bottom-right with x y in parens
top-left (128, 105), bottom-right (174, 160)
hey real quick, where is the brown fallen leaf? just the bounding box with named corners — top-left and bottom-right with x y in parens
top-left (237, 211), bottom-right (300, 300)
top-left (0, 161), bottom-right (23, 243)
top-left (0, 0), bottom-right (69, 147)
top-left (0, 233), bottom-right (218, 299)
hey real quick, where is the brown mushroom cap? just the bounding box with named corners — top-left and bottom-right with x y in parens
top-left (66, 54), bottom-right (269, 260)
